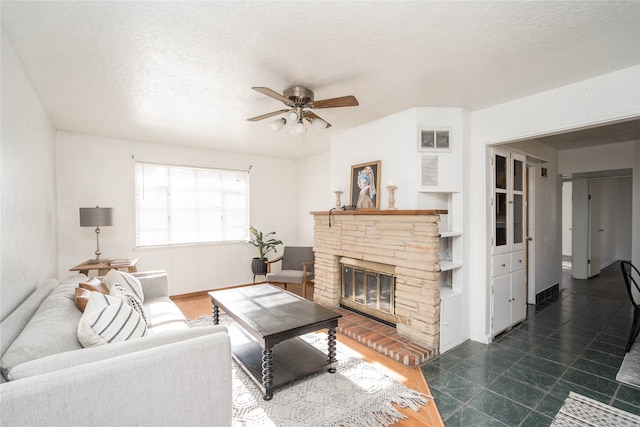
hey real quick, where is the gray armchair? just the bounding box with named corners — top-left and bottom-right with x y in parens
top-left (266, 246), bottom-right (315, 298)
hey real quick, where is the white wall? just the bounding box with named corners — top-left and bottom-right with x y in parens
top-left (297, 152), bottom-right (331, 245)
top-left (331, 108), bottom-right (418, 210)
top-left (559, 141), bottom-right (637, 173)
top-left (56, 132), bottom-right (299, 296)
top-left (1, 33), bottom-right (58, 320)
top-left (330, 107), bottom-right (467, 210)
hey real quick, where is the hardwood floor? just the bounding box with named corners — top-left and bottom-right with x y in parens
top-left (172, 288), bottom-right (444, 427)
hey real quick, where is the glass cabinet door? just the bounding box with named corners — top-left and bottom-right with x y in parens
top-left (511, 154), bottom-right (526, 251)
top-left (493, 151), bottom-right (508, 253)
top-left (493, 150), bottom-right (526, 254)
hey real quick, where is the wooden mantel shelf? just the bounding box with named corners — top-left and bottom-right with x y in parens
top-left (311, 209), bottom-right (447, 215)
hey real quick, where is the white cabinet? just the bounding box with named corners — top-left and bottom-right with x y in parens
top-left (440, 288), bottom-right (463, 352)
top-left (491, 148), bottom-right (527, 336)
top-left (491, 253), bottom-right (526, 335)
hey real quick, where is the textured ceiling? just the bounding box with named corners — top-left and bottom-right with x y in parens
top-left (2, 1), bottom-right (639, 159)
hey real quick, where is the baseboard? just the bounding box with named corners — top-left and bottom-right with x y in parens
top-left (535, 283), bottom-right (560, 305)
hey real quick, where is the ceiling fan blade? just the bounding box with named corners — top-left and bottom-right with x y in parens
top-left (304, 111), bottom-right (332, 128)
top-left (252, 87), bottom-right (291, 104)
top-left (247, 109), bottom-right (289, 122)
top-left (311, 95), bottom-right (359, 109)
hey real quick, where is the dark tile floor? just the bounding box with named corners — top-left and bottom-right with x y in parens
top-left (421, 261), bottom-right (640, 426)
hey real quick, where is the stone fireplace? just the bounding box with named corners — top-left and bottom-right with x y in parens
top-left (311, 209), bottom-right (446, 351)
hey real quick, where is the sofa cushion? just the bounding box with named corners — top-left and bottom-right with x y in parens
top-left (102, 269), bottom-right (144, 302)
top-left (110, 283), bottom-right (147, 325)
top-left (77, 293), bottom-right (147, 348)
top-left (0, 280), bottom-right (83, 379)
top-left (143, 297), bottom-right (187, 329)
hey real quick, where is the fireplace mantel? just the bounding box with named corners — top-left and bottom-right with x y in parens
top-left (311, 209), bottom-right (447, 216)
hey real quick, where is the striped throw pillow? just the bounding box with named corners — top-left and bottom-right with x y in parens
top-left (77, 292), bottom-right (147, 348)
top-left (102, 270), bottom-right (144, 302)
top-left (110, 283), bottom-right (147, 325)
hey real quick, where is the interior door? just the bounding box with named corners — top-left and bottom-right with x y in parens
top-left (588, 181), bottom-right (601, 277)
top-left (526, 165), bottom-right (535, 304)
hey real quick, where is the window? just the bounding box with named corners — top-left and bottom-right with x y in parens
top-left (135, 162), bottom-right (249, 247)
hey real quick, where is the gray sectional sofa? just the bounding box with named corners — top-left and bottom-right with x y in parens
top-left (0, 271), bottom-right (232, 426)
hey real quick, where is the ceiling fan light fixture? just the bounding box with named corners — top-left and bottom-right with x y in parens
top-left (290, 122), bottom-right (306, 136)
top-left (311, 117), bottom-right (328, 131)
top-left (287, 110), bottom-right (299, 122)
top-left (270, 117), bottom-right (286, 133)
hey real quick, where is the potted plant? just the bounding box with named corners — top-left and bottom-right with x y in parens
top-left (248, 225), bottom-right (282, 277)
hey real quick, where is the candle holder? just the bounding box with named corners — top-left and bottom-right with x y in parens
top-left (386, 185), bottom-right (397, 210)
top-left (334, 191), bottom-right (343, 208)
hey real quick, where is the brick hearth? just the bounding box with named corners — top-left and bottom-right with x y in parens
top-left (334, 307), bottom-right (434, 366)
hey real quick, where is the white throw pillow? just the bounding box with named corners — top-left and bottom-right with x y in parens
top-left (77, 292), bottom-right (147, 348)
top-left (102, 269), bottom-right (144, 302)
top-left (110, 283), bottom-right (147, 325)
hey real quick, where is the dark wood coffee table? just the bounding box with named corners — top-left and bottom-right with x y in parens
top-left (209, 284), bottom-right (342, 400)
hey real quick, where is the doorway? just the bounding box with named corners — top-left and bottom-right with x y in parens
top-left (564, 172), bottom-right (633, 280)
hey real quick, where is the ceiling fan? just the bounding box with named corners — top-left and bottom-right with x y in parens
top-left (247, 85), bottom-right (359, 135)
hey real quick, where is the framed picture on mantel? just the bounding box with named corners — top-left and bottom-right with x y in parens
top-left (350, 160), bottom-right (381, 209)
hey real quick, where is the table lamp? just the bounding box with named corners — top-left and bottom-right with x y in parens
top-left (79, 206), bottom-right (114, 264)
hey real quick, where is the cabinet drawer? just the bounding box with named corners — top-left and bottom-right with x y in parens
top-left (492, 254), bottom-right (511, 277)
top-left (511, 250), bottom-right (526, 271)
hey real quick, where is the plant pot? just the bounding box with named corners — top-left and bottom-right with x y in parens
top-left (251, 257), bottom-right (268, 276)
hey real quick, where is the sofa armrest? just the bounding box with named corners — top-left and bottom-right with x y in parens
top-left (1, 331), bottom-right (232, 427)
top-left (132, 270), bottom-right (169, 299)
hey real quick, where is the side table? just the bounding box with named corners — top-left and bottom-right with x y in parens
top-left (70, 258), bottom-right (139, 276)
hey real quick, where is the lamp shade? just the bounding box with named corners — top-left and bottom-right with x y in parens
top-left (270, 118), bottom-right (286, 133)
top-left (79, 207), bottom-right (114, 227)
top-left (311, 117), bottom-right (328, 131)
top-left (290, 122), bottom-right (306, 136)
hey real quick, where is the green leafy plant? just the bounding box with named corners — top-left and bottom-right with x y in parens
top-left (248, 225), bottom-right (282, 259)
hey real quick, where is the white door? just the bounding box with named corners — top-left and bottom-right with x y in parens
top-left (571, 179), bottom-right (589, 279)
top-left (588, 181), bottom-right (601, 277)
top-left (526, 165), bottom-right (536, 304)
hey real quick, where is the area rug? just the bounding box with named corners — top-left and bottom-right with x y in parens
top-left (616, 342), bottom-right (640, 388)
top-left (188, 315), bottom-right (430, 427)
top-left (550, 392), bottom-right (640, 426)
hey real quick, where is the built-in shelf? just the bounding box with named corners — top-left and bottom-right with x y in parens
top-left (439, 286), bottom-right (462, 300)
top-left (439, 231), bottom-right (462, 238)
top-left (440, 260), bottom-right (463, 271)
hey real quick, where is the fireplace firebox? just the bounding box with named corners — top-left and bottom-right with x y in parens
top-left (340, 258), bottom-right (396, 325)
